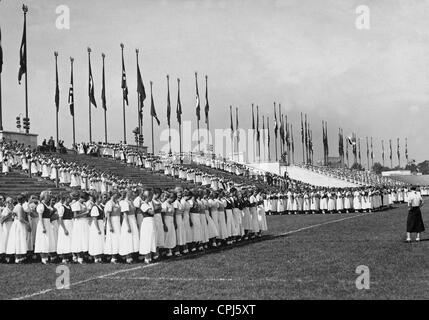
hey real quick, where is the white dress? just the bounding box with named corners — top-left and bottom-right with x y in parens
top-left (139, 202), bottom-right (156, 255)
top-left (104, 200), bottom-right (121, 255)
top-left (6, 204), bottom-right (28, 255)
top-left (119, 200), bottom-right (139, 256)
top-left (70, 201), bottom-right (89, 253)
top-left (34, 203), bottom-right (55, 254)
top-left (88, 205), bottom-right (105, 256)
top-left (56, 205), bottom-right (73, 255)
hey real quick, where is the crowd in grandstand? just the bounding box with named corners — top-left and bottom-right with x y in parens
top-left (0, 140), bottom-right (428, 264)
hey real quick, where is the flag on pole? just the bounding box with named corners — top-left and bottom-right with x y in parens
top-left (0, 27), bottom-right (3, 74)
top-left (274, 102), bottom-right (278, 138)
top-left (389, 139), bottom-right (392, 160)
top-left (68, 59), bottom-right (74, 116)
top-left (195, 73), bottom-right (200, 122)
top-left (370, 137), bottom-right (373, 162)
top-left (397, 138), bottom-right (400, 162)
top-left (291, 124), bottom-right (294, 155)
top-left (204, 75), bottom-right (209, 124)
top-left (382, 140), bottom-right (385, 164)
top-left (176, 79), bottom-right (182, 125)
top-left (279, 114), bottom-right (284, 144)
top-left (267, 116), bottom-right (270, 145)
top-left (251, 104), bottom-right (255, 131)
top-left (121, 48), bottom-right (129, 105)
top-left (256, 105), bottom-right (260, 142)
top-left (301, 113), bottom-right (304, 147)
top-left (88, 52), bottom-right (97, 108)
top-left (405, 138), bottom-right (408, 162)
top-left (166, 76), bottom-right (171, 127)
top-left (236, 107), bottom-right (239, 143)
top-left (137, 62), bottom-right (146, 116)
top-left (55, 53), bottom-right (59, 112)
top-left (150, 82), bottom-right (160, 125)
top-left (101, 55), bottom-right (107, 111)
top-left (230, 105), bottom-right (234, 137)
top-left (18, 17), bottom-right (27, 84)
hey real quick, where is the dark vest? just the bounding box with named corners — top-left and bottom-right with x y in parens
top-left (62, 205), bottom-right (73, 220)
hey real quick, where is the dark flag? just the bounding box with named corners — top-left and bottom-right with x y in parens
top-left (389, 139), bottom-right (392, 161)
top-left (274, 102), bottom-right (278, 138)
top-left (204, 75), bottom-right (209, 124)
top-left (366, 136), bottom-right (369, 161)
top-left (176, 79), bottom-right (182, 124)
top-left (55, 53), bottom-right (59, 112)
top-left (256, 105), bottom-right (260, 142)
top-left (236, 107), bottom-right (239, 143)
top-left (251, 103), bottom-right (255, 131)
top-left (230, 105), bottom-right (234, 137)
top-left (370, 137), bottom-right (373, 162)
top-left (18, 17), bottom-right (27, 84)
top-left (0, 27), bottom-right (3, 74)
top-left (301, 113), bottom-right (304, 147)
top-left (137, 63), bottom-right (146, 115)
top-left (267, 116), bottom-right (270, 145)
top-left (150, 81), bottom-right (160, 125)
top-left (382, 140), bottom-right (385, 164)
top-left (101, 54), bottom-right (107, 110)
top-left (68, 58), bottom-right (74, 116)
top-left (195, 72), bottom-right (200, 122)
top-left (358, 138), bottom-right (361, 164)
top-left (397, 138), bottom-right (400, 162)
top-left (88, 52), bottom-right (97, 108)
top-left (121, 48), bottom-right (129, 105)
top-left (166, 75), bottom-right (171, 127)
top-left (279, 114), bottom-right (285, 144)
top-left (405, 138), bottom-right (408, 162)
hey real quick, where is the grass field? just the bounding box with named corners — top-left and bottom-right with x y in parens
top-left (1, 202), bottom-right (429, 300)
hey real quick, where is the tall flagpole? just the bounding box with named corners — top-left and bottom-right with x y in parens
top-left (136, 49), bottom-right (141, 145)
top-left (167, 75), bottom-right (172, 156)
top-left (70, 57), bottom-right (75, 146)
top-left (54, 51), bottom-right (59, 148)
top-left (178, 78), bottom-right (182, 164)
top-left (267, 116), bottom-right (271, 162)
top-left (87, 47), bottom-right (92, 143)
top-left (23, 5), bottom-right (29, 134)
top-left (102, 53), bottom-right (107, 143)
top-left (236, 107), bottom-right (239, 159)
top-left (274, 102), bottom-right (277, 162)
top-left (205, 75), bottom-right (209, 150)
top-left (120, 43), bottom-right (127, 144)
top-left (150, 81), bottom-right (155, 155)
top-left (278, 104), bottom-right (282, 157)
top-left (195, 72), bottom-right (200, 154)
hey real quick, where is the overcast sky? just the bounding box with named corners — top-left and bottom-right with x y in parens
top-left (1, 0), bottom-right (428, 164)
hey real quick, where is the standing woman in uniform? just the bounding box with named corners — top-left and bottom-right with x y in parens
top-left (89, 194), bottom-right (105, 263)
top-left (6, 195), bottom-right (30, 263)
top-left (119, 190), bottom-right (139, 263)
top-left (162, 192), bottom-right (176, 257)
top-left (71, 192), bottom-right (89, 264)
top-left (198, 190), bottom-right (210, 249)
top-left (0, 197), bottom-right (14, 262)
top-left (204, 189), bottom-right (219, 246)
top-left (56, 193), bottom-right (73, 263)
top-left (152, 189), bottom-right (165, 258)
top-left (189, 191), bottom-right (202, 252)
top-left (104, 192), bottom-right (121, 263)
top-left (406, 186), bottom-right (425, 242)
top-left (173, 191), bottom-right (186, 255)
top-left (34, 191), bottom-right (54, 264)
top-left (139, 189), bottom-right (157, 263)
top-left (181, 190), bottom-right (193, 252)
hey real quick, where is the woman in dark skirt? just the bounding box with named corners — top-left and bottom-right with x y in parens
top-left (406, 186), bottom-right (424, 242)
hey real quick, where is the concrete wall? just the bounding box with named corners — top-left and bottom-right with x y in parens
top-left (0, 131), bottom-right (38, 149)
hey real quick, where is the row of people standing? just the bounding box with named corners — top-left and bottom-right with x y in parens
top-left (0, 187), bottom-right (267, 264)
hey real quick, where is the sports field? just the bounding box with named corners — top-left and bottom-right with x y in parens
top-left (1, 202), bottom-right (428, 300)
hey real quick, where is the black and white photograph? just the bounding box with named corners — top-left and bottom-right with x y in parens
top-left (0, 0), bottom-right (428, 305)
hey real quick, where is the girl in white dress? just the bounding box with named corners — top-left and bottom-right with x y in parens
top-left (204, 190), bottom-right (219, 245)
top-left (89, 195), bottom-right (105, 263)
top-left (216, 192), bottom-right (228, 243)
top-left (320, 192), bottom-right (328, 214)
top-left (0, 198), bottom-right (14, 260)
top-left (104, 192), bottom-right (121, 263)
top-left (353, 190), bottom-right (362, 213)
top-left (139, 190), bottom-right (157, 263)
top-left (182, 191), bottom-right (193, 249)
top-left (173, 191), bottom-right (186, 256)
top-left (6, 195), bottom-right (30, 263)
top-left (303, 192), bottom-right (310, 214)
top-left (34, 191), bottom-right (55, 264)
top-left (336, 191), bottom-right (344, 213)
top-left (56, 194), bottom-right (73, 263)
top-left (119, 191), bottom-right (139, 263)
top-left (241, 192), bottom-right (252, 240)
top-left (249, 191), bottom-right (260, 237)
top-left (208, 191), bottom-right (220, 244)
top-left (198, 193), bottom-right (210, 248)
top-left (344, 190), bottom-right (353, 213)
top-left (189, 192), bottom-right (202, 251)
top-left (162, 193), bottom-right (176, 257)
top-left (327, 192), bottom-right (336, 213)
top-left (256, 192), bottom-right (267, 234)
top-left (70, 192), bottom-right (89, 264)
top-left (152, 189), bottom-right (165, 257)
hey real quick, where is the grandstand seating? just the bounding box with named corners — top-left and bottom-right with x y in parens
top-left (389, 175), bottom-right (429, 186)
top-left (49, 152), bottom-right (192, 189)
top-left (286, 165), bottom-right (360, 188)
top-left (0, 171), bottom-right (68, 197)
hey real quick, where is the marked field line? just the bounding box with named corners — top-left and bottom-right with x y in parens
top-left (12, 212), bottom-right (373, 300)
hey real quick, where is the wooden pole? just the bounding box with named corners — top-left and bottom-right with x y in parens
top-left (54, 51), bottom-right (59, 149)
top-left (150, 81), bottom-right (154, 155)
top-left (70, 57), bottom-right (76, 146)
top-left (120, 43), bottom-right (127, 144)
top-left (102, 53), bottom-right (107, 143)
top-left (23, 5), bottom-right (29, 134)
